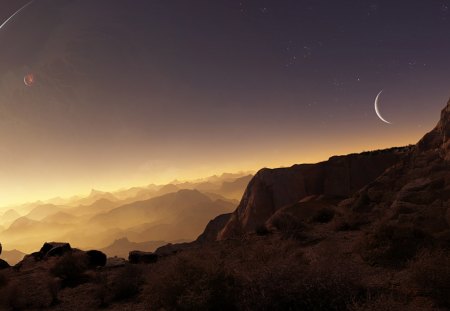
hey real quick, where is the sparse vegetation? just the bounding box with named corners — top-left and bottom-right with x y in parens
top-left (270, 213), bottom-right (309, 240)
top-left (111, 264), bottom-right (145, 301)
top-left (333, 216), bottom-right (363, 231)
top-left (408, 249), bottom-right (450, 308)
top-left (349, 294), bottom-right (407, 311)
top-left (47, 276), bottom-right (61, 306)
top-left (146, 252), bottom-right (238, 310)
top-left (310, 207), bottom-right (335, 223)
top-left (359, 222), bottom-right (432, 267)
top-left (0, 271), bottom-right (8, 288)
top-left (50, 252), bottom-right (89, 287)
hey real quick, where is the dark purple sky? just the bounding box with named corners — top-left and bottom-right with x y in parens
top-left (0, 0), bottom-right (449, 205)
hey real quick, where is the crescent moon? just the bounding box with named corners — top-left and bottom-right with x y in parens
top-left (374, 90), bottom-right (392, 124)
top-left (0, 0), bottom-right (34, 30)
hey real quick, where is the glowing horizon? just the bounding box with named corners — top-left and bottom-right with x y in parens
top-left (0, 1), bottom-right (448, 210)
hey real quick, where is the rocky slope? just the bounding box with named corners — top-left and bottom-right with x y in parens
top-left (342, 100), bottom-right (450, 238)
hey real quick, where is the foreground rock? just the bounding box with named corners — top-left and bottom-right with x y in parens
top-left (40, 242), bottom-right (72, 258)
top-left (86, 250), bottom-right (107, 267)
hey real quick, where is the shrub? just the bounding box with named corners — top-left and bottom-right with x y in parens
top-left (239, 260), bottom-right (363, 311)
top-left (311, 207), bottom-right (335, 223)
top-left (50, 252), bottom-right (89, 287)
top-left (408, 249), bottom-right (450, 308)
top-left (0, 279), bottom-right (51, 310)
top-left (0, 272), bottom-right (8, 288)
top-left (349, 294), bottom-right (407, 311)
top-left (359, 223), bottom-right (432, 267)
top-left (47, 277), bottom-right (61, 306)
top-left (93, 272), bottom-right (109, 307)
top-left (270, 213), bottom-right (308, 240)
top-left (255, 224), bottom-right (271, 236)
top-left (333, 213), bottom-right (367, 231)
top-left (111, 264), bottom-right (144, 301)
top-left (146, 253), bottom-right (238, 310)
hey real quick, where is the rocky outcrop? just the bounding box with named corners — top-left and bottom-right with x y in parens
top-left (344, 99), bottom-right (450, 236)
top-left (40, 242), bottom-right (72, 258)
top-left (217, 147), bottom-right (410, 239)
top-left (196, 213), bottom-right (232, 243)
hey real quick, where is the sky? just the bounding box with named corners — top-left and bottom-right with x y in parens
top-left (0, 0), bottom-right (449, 206)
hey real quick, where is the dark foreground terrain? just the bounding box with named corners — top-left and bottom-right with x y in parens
top-left (1, 100), bottom-right (450, 310)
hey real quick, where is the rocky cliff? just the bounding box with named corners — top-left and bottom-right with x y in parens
top-left (216, 146), bottom-right (411, 239)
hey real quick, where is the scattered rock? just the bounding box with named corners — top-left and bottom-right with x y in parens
top-left (154, 242), bottom-right (194, 257)
top-left (105, 256), bottom-right (127, 268)
top-left (129, 251), bottom-right (158, 264)
top-left (86, 250), bottom-right (107, 267)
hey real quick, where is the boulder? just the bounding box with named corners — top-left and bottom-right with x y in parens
top-left (128, 251), bottom-right (158, 264)
top-left (154, 242), bottom-right (194, 257)
top-left (86, 250), bottom-right (107, 267)
top-left (40, 242), bottom-right (72, 257)
top-left (0, 258), bottom-right (10, 270)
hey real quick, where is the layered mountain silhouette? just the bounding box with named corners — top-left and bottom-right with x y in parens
top-left (0, 173), bottom-right (249, 254)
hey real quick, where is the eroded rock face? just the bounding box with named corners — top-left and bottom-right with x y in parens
top-left (218, 148), bottom-right (409, 239)
top-left (196, 213), bottom-right (232, 244)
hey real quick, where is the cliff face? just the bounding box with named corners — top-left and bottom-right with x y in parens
top-left (417, 100), bottom-right (450, 155)
top-left (217, 147), bottom-right (410, 239)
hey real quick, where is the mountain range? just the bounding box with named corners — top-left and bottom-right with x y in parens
top-left (0, 172), bottom-right (251, 260)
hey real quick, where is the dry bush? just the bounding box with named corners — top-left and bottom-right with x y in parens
top-left (0, 278), bottom-right (53, 310)
top-left (50, 252), bottom-right (89, 287)
top-left (238, 257), bottom-right (363, 311)
top-left (310, 207), bottom-right (335, 223)
top-left (145, 237), bottom-right (364, 311)
top-left (93, 271), bottom-right (109, 307)
top-left (359, 223), bottom-right (432, 267)
top-left (270, 213), bottom-right (309, 240)
top-left (349, 294), bottom-right (407, 311)
top-left (0, 271), bottom-right (8, 288)
top-left (111, 264), bottom-right (145, 301)
top-left (146, 252), bottom-right (238, 311)
top-left (47, 276), bottom-right (61, 306)
top-left (333, 213), bottom-right (367, 231)
top-left (255, 224), bottom-right (271, 236)
top-left (408, 249), bottom-right (450, 308)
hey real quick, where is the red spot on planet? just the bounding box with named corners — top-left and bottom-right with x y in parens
top-left (24, 73), bottom-right (35, 87)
